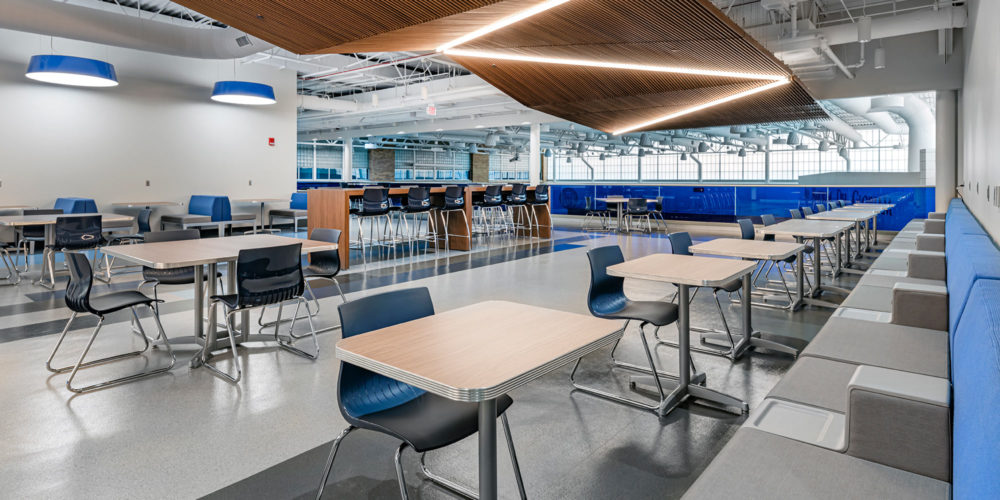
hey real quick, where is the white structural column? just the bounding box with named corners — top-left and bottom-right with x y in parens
top-left (936, 90), bottom-right (957, 211)
top-left (340, 136), bottom-right (353, 181)
top-left (529, 122), bottom-right (541, 185)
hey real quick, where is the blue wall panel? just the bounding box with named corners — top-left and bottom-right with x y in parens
top-left (550, 184), bottom-right (934, 230)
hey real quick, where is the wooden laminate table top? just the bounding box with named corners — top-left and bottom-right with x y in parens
top-left (689, 238), bottom-right (805, 260)
top-left (102, 234), bottom-right (336, 269)
top-left (111, 201), bottom-right (181, 208)
top-left (335, 301), bottom-right (621, 402)
top-left (0, 212), bottom-right (134, 227)
top-left (761, 219), bottom-right (854, 238)
top-left (607, 253), bottom-right (756, 287)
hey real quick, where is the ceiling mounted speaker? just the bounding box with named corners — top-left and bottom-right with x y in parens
top-left (680, 153), bottom-right (688, 161)
top-left (543, 148), bottom-right (553, 158)
top-left (565, 156), bottom-right (572, 164)
top-left (637, 149), bottom-right (646, 157)
top-left (818, 140), bottom-right (830, 152)
top-left (857, 16), bottom-right (872, 43)
top-left (577, 142), bottom-right (587, 154)
top-left (738, 148), bottom-right (746, 157)
top-left (599, 153), bottom-right (606, 161)
top-left (786, 130), bottom-right (800, 145)
top-left (874, 47), bottom-right (886, 69)
top-left (698, 142), bottom-right (709, 153)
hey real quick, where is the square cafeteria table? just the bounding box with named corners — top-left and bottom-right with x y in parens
top-left (690, 237), bottom-right (806, 311)
top-left (103, 234), bottom-right (336, 370)
top-left (607, 253), bottom-right (755, 416)
top-left (807, 208), bottom-right (881, 260)
top-left (595, 197), bottom-right (657, 232)
top-left (760, 219), bottom-right (855, 309)
top-left (0, 212), bottom-right (135, 288)
top-left (336, 300), bottom-right (620, 500)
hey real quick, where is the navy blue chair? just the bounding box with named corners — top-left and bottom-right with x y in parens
top-left (570, 246), bottom-right (684, 412)
top-left (815, 203), bottom-right (827, 212)
top-left (788, 208), bottom-right (803, 219)
top-left (802, 206), bottom-right (814, 216)
top-left (352, 188), bottom-right (395, 266)
top-left (439, 186), bottom-right (471, 252)
top-left (207, 243), bottom-right (318, 383)
top-left (46, 251), bottom-right (175, 393)
top-left (316, 288), bottom-right (526, 500)
top-left (626, 198), bottom-right (652, 233)
top-left (111, 208), bottom-right (152, 245)
top-left (582, 196), bottom-right (608, 231)
top-left (737, 218), bottom-right (755, 240)
top-left (758, 214), bottom-right (812, 289)
top-left (667, 232), bottom-right (740, 346)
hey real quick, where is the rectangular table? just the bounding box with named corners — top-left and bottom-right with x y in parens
top-left (689, 238), bottom-right (806, 312)
top-left (607, 253), bottom-right (754, 416)
top-left (760, 219), bottom-right (854, 309)
top-left (0, 212), bottom-right (135, 288)
top-left (595, 198), bottom-right (657, 232)
top-left (111, 201), bottom-right (181, 209)
top-left (103, 234), bottom-right (337, 371)
top-left (336, 300), bottom-right (620, 500)
top-left (232, 197), bottom-right (288, 234)
top-left (807, 209), bottom-right (880, 259)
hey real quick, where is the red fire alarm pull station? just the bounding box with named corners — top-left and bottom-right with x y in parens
top-left (268, 137), bottom-right (275, 147)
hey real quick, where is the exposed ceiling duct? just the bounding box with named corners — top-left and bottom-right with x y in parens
top-left (830, 98), bottom-right (907, 135)
top-left (0, 0), bottom-right (272, 59)
top-left (868, 94), bottom-right (934, 173)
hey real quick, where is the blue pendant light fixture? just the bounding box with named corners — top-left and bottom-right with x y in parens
top-left (211, 80), bottom-right (276, 105)
top-left (25, 55), bottom-right (118, 87)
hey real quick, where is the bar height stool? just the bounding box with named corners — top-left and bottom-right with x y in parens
top-left (351, 188), bottom-right (394, 268)
top-left (528, 184), bottom-right (550, 236)
top-left (506, 183), bottom-right (533, 237)
top-left (439, 186), bottom-right (470, 253)
top-left (398, 187), bottom-right (438, 256)
top-left (473, 184), bottom-right (507, 239)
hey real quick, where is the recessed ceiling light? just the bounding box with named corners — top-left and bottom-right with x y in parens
top-left (436, 0), bottom-right (571, 52)
top-left (475, 125), bottom-right (486, 128)
top-left (612, 79), bottom-right (790, 135)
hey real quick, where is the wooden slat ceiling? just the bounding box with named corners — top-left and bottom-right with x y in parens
top-left (175, 0), bottom-right (827, 132)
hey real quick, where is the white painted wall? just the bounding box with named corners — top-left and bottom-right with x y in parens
top-left (960, 0), bottom-right (1000, 240)
top-left (0, 28), bottom-right (296, 228)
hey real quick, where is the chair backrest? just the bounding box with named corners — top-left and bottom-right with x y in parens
top-left (802, 206), bottom-right (814, 216)
top-left (308, 228), bottom-right (342, 275)
top-left (234, 243), bottom-right (304, 308)
top-left (137, 208), bottom-right (152, 233)
top-left (737, 218), bottom-right (755, 240)
top-left (668, 232), bottom-right (694, 256)
top-left (760, 214), bottom-right (776, 241)
top-left (22, 209), bottom-right (63, 238)
top-left (141, 229), bottom-right (201, 280)
top-left (533, 184), bottom-right (549, 202)
top-left (789, 208), bottom-right (802, 219)
top-left (815, 203), bottom-right (826, 212)
top-left (444, 186), bottom-right (465, 210)
top-left (627, 198), bottom-right (647, 212)
top-left (337, 287), bottom-right (433, 418)
top-left (64, 251), bottom-right (95, 314)
top-left (509, 183), bottom-right (528, 203)
top-left (406, 187), bottom-right (430, 209)
top-left (188, 195), bottom-right (231, 221)
top-left (586, 246), bottom-right (627, 318)
top-left (290, 192), bottom-right (308, 210)
top-left (655, 196), bottom-right (664, 211)
top-left (585, 196), bottom-right (594, 211)
top-left (54, 215), bottom-right (102, 250)
top-left (53, 197), bottom-right (97, 214)
top-left (483, 185), bottom-right (503, 204)
top-left (360, 188), bottom-right (389, 214)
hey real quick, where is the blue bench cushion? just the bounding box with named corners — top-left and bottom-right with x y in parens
top-left (54, 197), bottom-right (97, 214)
top-left (952, 280), bottom-right (1000, 499)
top-left (187, 195), bottom-right (232, 222)
top-left (947, 235), bottom-right (1000, 336)
top-left (290, 192), bottom-right (308, 211)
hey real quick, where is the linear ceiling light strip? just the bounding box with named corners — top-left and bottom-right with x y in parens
top-left (443, 49), bottom-right (788, 81)
top-left (436, 0), bottom-right (573, 52)
top-left (612, 78), bottom-right (790, 135)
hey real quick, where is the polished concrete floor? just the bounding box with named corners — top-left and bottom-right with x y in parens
top-left (0, 224), bottom-right (869, 499)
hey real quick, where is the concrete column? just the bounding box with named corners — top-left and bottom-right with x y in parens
top-left (529, 123), bottom-right (541, 185)
top-left (936, 90), bottom-right (957, 210)
top-left (340, 136), bottom-right (353, 181)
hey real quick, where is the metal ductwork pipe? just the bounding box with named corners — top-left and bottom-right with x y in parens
top-left (831, 98), bottom-right (906, 135)
top-left (0, 0), bottom-right (272, 59)
top-left (868, 94), bottom-right (935, 173)
top-left (816, 115), bottom-right (864, 144)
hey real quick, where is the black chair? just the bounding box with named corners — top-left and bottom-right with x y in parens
top-left (737, 218), bottom-right (755, 240)
top-left (398, 187), bottom-right (438, 255)
top-left (582, 196), bottom-right (608, 231)
top-left (757, 214), bottom-right (812, 290)
top-left (506, 184), bottom-right (533, 237)
top-left (259, 228), bottom-right (348, 335)
top-left (207, 243), bottom-right (318, 383)
top-left (352, 188), bottom-right (394, 267)
top-left (316, 288), bottom-right (526, 500)
top-left (665, 232), bottom-right (740, 349)
top-left (110, 208), bottom-right (152, 244)
top-left (473, 185), bottom-right (509, 238)
top-left (39, 215), bottom-right (107, 288)
top-left (46, 252), bottom-right (175, 393)
top-left (625, 198), bottom-right (652, 233)
top-left (570, 246), bottom-right (691, 413)
top-left (17, 208), bottom-right (62, 271)
top-left (650, 196), bottom-right (668, 231)
top-left (0, 235), bottom-right (19, 285)
top-left (439, 186), bottom-right (470, 253)
top-left (138, 229), bottom-right (223, 318)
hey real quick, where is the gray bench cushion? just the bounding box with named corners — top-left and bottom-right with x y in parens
top-left (230, 213), bottom-right (256, 221)
top-left (269, 209), bottom-right (307, 218)
top-left (801, 318), bottom-right (949, 378)
top-left (766, 357), bottom-right (858, 413)
top-left (682, 429), bottom-right (949, 500)
top-left (858, 274), bottom-right (945, 289)
top-left (841, 285), bottom-right (893, 312)
top-left (160, 214), bottom-right (211, 224)
top-left (870, 255), bottom-right (909, 271)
